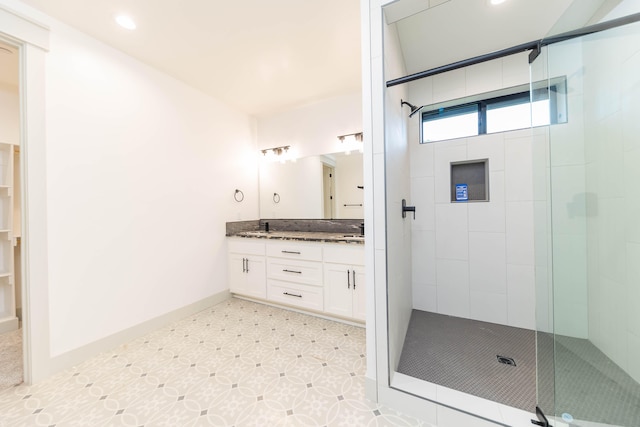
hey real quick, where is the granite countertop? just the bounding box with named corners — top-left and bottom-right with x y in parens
top-left (227, 230), bottom-right (364, 244)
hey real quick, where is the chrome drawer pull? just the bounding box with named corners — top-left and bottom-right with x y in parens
top-left (282, 250), bottom-right (301, 254)
top-left (283, 269), bottom-right (302, 274)
top-left (283, 292), bottom-right (302, 298)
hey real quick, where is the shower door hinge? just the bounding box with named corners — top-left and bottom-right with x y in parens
top-left (531, 406), bottom-right (552, 427)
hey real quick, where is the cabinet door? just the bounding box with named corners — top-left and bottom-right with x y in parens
top-left (323, 263), bottom-right (353, 318)
top-left (244, 255), bottom-right (266, 299)
top-left (351, 266), bottom-right (366, 322)
top-left (229, 253), bottom-right (247, 294)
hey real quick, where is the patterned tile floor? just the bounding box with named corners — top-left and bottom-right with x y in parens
top-left (0, 298), bottom-right (429, 426)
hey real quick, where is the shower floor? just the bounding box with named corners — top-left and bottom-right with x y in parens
top-left (396, 310), bottom-right (537, 412)
top-left (397, 310), bottom-right (640, 426)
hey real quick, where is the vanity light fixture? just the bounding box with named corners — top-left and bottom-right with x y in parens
top-left (261, 145), bottom-right (292, 162)
top-left (338, 132), bottom-right (364, 155)
top-left (261, 145), bottom-right (290, 157)
top-left (337, 132), bottom-right (363, 144)
top-left (115, 15), bottom-right (137, 30)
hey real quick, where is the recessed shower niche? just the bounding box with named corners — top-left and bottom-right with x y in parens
top-left (450, 159), bottom-right (488, 202)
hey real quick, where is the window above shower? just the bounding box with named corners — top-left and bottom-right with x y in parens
top-left (420, 77), bottom-right (567, 143)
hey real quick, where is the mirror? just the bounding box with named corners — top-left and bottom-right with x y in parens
top-left (259, 152), bottom-right (363, 219)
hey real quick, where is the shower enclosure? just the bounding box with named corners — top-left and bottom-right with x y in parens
top-left (370, 1), bottom-right (640, 426)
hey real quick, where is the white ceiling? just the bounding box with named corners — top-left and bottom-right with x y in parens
top-left (17, 0), bottom-right (362, 116)
top-left (3, 0), bottom-right (617, 115)
top-left (393, 0), bottom-right (576, 76)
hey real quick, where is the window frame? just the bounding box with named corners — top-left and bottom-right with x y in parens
top-left (419, 77), bottom-right (567, 144)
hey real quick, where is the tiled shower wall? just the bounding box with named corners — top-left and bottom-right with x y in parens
top-left (581, 22), bottom-right (640, 384)
top-left (408, 52), bottom-right (547, 331)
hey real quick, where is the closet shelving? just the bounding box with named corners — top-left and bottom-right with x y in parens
top-left (0, 142), bottom-right (17, 333)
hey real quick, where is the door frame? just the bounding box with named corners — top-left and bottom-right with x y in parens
top-left (1, 3), bottom-right (50, 384)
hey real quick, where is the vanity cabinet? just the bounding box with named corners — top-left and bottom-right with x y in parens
top-left (266, 241), bottom-right (323, 311)
top-left (228, 239), bottom-right (266, 299)
top-left (227, 236), bottom-right (364, 323)
top-left (323, 245), bottom-right (366, 322)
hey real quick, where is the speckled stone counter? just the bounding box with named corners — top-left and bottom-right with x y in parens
top-left (226, 219), bottom-right (364, 244)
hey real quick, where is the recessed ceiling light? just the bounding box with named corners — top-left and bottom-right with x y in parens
top-left (490, 0), bottom-right (507, 4)
top-left (115, 15), bottom-right (136, 30)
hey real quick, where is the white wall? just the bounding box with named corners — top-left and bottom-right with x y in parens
top-left (256, 92), bottom-right (362, 159)
top-left (0, 82), bottom-right (19, 145)
top-left (1, 4), bottom-right (259, 360)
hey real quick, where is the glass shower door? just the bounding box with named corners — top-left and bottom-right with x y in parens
top-left (540, 18), bottom-right (640, 427)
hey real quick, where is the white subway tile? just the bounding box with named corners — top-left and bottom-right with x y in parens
top-left (408, 77), bottom-right (433, 107)
top-left (433, 68), bottom-right (466, 104)
top-left (411, 143), bottom-right (435, 178)
top-left (469, 291), bottom-right (508, 325)
top-left (549, 165), bottom-right (587, 237)
top-left (467, 132), bottom-right (505, 171)
top-left (501, 51), bottom-right (530, 88)
top-left (469, 232), bottom-right (506, 294)
top-left (505, 135), bottom-right (533, 201)
top-left (412, 229), bottom-right (436, 286)
top-left (411, 176), bottom-right (435, 231)
top-left (628, 331), bottom-right (640, 384)
top-left (435, 204), bottom-right (469, 260)
top-left (507, 265), bottom-right (536, 330)
top-left (505, 201), bottom-right (535, 266)
top-left (625, 149), bottom-right (640, 243)
top-left (627, 244), bottom-right (640, 338)
top-left (468, 202), bottom-right (505, 233)
top-left (465, 59), bottom-right (502, 97)
top-left (413, 284), bottom-right (438, 312)
top-left (489, 171), bottom-right (505, 204)
top-left (434, 141), bottom-right (467, 203)
top-left (436, 259), bottom-right (470, 318)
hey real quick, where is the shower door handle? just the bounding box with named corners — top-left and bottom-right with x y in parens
top-left (402, 199), bottom-right (416, 219)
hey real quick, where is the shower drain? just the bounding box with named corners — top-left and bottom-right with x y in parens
top-left (497, 355), bottom-right (517, 366)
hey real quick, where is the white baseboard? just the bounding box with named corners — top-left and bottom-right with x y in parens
top-left (365, 375), bottom-right (378, 402)
top-left (232, 294), bottom-right (365, 328)
top-left (0, 316), bottom-right (19, 334)
top-left (49, 291), bottom-right (231, 376)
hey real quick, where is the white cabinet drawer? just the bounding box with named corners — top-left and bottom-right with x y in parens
top-left (323, 244), bottom-right (364, 265)
top-left (267, 280), bottom-right (323, 312)
top-left (228, 238), bottom-right (266, 256)
top-left (266, 241), bottom-right (323, 261)
top-left (266, 258), bottom-right (323, 286)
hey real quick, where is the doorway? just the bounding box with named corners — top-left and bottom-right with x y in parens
top-left (0, 39), bottom-right (23, 390)
top-left (322, 164), bottom-right (335, 219)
